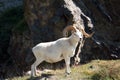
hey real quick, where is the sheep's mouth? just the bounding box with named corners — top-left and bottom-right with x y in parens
top-left (79, 38), bottom-right (82, 41)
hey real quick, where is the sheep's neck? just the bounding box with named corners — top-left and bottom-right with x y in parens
top-left (68, 36), bottom-right (79, 47)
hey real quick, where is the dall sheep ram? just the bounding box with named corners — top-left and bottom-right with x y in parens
top-left (63, 24), bottom-right (94, 65)
top-left (31, 26), bottom-right (83, 77)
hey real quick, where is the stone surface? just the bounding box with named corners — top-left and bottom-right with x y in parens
top-left (4, 0), bottom-right (120, 74)
top-left (0, 0), bottom-right (22, 13)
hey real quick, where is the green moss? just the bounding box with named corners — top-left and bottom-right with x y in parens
top-left (0, 6), bottom-right (23, 26)
top-left (0, 2), bottom-right (4, 7)
top-left (0, 6), bottom-right (24, 41)
top-left (91, 73), bottom-right (102, 80)
top-left (12, 19), bottom-right (28, 34)
top-left (91, 61), bottom-right (120, 80)
top-left (0, 6), bottom-right (28, 34)
top-left (0, 6), bottom-right (28, 60)
top-left (7, 60), bottom-right (120, 80)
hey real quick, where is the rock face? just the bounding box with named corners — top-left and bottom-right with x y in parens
top-left (81, 0), bottom-right (120, 61)
top-left (0, 0), bottom-right (23, 13)
top-left (6, 0), bottom-right (120, 73)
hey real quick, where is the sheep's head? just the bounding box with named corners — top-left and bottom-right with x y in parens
top-left (72, 28), bottom-right (83, 39)
top-left (63, 25), bottom-right (94, 38)
top-left (63, 25), bottom-right (83, 39)
top-left (79, 28), bottom-right (94, 38)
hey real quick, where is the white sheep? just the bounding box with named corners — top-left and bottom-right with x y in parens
top-left (31, 26), bottom-right (83, 77)
top-left (63, 24), bottom-right (94, 65)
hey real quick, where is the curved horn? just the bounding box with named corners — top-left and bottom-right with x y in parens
top-left (63, 25), bottom-right (76, 37)
top-left (75, 26), bottom-right (94, 38)
top-left (81, 29), bottom-right (94, 38)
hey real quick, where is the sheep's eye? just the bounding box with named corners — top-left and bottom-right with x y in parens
top-left (73, 33), bottom-right (76, 35)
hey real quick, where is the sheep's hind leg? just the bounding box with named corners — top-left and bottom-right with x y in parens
top-left (31, 58), bottom-right (44, 77)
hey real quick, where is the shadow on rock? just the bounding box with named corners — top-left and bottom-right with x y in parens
top-left (27, 73), bottom-right (54, 80)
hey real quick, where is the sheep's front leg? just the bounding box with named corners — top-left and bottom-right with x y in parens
top-left (31, 64), bottom-right (35, 77)
top-left (74, 47), bottom-right (81, 65)
top-left (75, 39), bottom-right (84, 65)
top-left (65, 57), bottom-right (71, 74)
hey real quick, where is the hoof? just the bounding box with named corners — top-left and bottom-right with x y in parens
top-left (31, 74), bottom-right (35, 78)
top-left (65, 71), bottom-right (71, 76)
top-left (67, 72), bottom-right (71, 75)
top-left (30, 76), bottom-right (36, 79)
top-left (36, 70), bottom-right (41, 76)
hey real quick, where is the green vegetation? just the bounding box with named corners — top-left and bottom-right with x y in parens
top-left (0, 6), bottom-right (23, 26)
top-left (91, 60), bottom-right (120, 80)
top-left (12, 19), bottom-right (28, 34)
top-left (0, 6), bottom-right (28, 34)
top-left (0, 2), bottom-right (4, 7)
top-left (9, 60), bottom-right (120, 80)
top-left (0, 6), bottom-right (28, 63)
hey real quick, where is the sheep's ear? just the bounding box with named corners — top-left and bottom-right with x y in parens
top-left (63, 32), bottom-right (68, 37)
top-left (63, 28), bottom-right (67, 37)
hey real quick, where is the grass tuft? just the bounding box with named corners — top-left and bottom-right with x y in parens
top-left (6, 60), bottom-right (120, 80)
